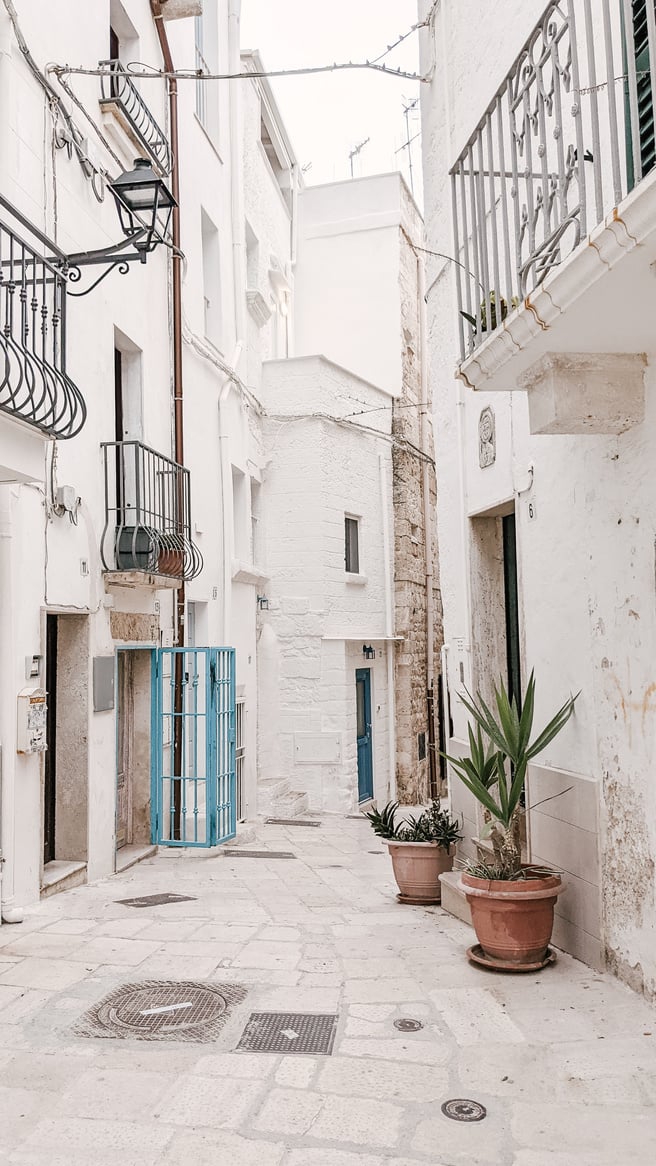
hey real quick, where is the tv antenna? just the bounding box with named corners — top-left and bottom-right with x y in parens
top-left (348, 137), bottom-right (370, 178)
top-left (397, 95), bottom-right (420, 194)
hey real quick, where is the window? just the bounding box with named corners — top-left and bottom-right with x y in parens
top-left (345, 516), bottom-right (360, 574)
top-left (232, 466), bottom-right (249, 562)
top-left (201, 209), bottom-right (222, 347)
top-left (194, 9), bottom-right (219, 142)
top-left (260, 105), bottom-right (292, 210)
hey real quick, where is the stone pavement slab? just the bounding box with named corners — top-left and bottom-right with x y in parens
top-left (0, 816), bottom-right (653, 1164)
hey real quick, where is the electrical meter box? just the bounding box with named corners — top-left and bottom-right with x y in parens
top-left (17, 687), bottom-right (47, 754)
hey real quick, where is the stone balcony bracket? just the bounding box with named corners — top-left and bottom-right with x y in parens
top-left (519, 352), bottom-right (646, 437)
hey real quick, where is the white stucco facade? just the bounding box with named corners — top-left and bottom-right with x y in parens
top-left (0, 0), bottom-right (269, 912)
top-left (255, 173), bottom-right (440, 814)
top-left (419, 0), bottom-right (656, 993)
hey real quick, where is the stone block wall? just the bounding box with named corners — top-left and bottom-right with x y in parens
top-left (392, 189), bottom-right (444, 804)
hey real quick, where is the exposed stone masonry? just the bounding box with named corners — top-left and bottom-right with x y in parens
top-left (393, 189), bottom-right (444, 804)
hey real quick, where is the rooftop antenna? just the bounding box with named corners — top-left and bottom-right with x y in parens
top-left (348, 137), bottom-right (370, 178)
top-left (398, 96), bottom-right (420, 194)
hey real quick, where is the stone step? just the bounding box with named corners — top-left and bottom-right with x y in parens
top-left (257, 777), bottom-right (291, 814)
top-left (41, 860), bottom-right (87, 899)
top-left (439, 870), bottom-right (473, 928)
top-left (270, 790), bottom-right (309, 819)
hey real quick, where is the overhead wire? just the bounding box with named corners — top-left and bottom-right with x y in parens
top-left (50, 2), bottom-right (439, 87)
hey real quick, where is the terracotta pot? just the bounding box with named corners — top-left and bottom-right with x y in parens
top-left (459, 868), bottom-right (564, 965)
top-left (387, 841), bottom-right (455, 904)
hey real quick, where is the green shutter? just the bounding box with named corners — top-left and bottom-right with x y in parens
top-left (626, 0), bottom-right (656, 188)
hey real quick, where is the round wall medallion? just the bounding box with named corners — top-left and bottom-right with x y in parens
top-left (441, 1098), bottom-right (487, 1122)
top-left (393, 1018), bottom-right (423, 1032)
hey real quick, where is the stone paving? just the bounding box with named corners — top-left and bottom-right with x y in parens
top-left (0, 817), bottom-right (655, 1165)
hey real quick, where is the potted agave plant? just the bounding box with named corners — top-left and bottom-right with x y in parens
top-left (445, 671), bottom-right (577, 970)
top-left (365, 800), bottom-right (462, 904)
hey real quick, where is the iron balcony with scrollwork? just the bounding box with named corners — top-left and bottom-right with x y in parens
top-left (0, 212), bottom-right (86, 439)
top-left (101, 441), bottom-right (202, 582)
top-left (450, 0), bottom-right (656, 372)
top-left (99, 60), bottom-right (172, 177)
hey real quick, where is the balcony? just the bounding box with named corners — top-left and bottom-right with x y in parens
top-left (101, 441), bottom-right (202, 584)
top-left (0, 208), bottom-right (86, 439)
top-left (450, 0), bottom-right (656, 428)
top-left (99, 61), bottom-right (172, 177)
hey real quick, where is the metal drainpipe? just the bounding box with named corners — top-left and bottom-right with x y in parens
top-left (151, 2), bottom-right (185, 838)
top-left (0, 487), bottom-right (24, 923)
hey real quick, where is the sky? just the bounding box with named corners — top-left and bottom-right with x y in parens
top-left (239, 0), bottom-right (423, 197)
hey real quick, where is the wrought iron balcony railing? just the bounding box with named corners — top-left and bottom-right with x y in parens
top-left (0, 212), bottom-right (86, 438)
top-left (451, 0), bottom-right (656, 360)
top-left (101, 440), bottom-right (202, 581)
top-left (99, 60), bottom-right (172, 177)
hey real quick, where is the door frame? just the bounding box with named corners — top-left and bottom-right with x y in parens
top-left (151, 646), bottom-right (236, 848)
top-left (356, 667), bottom-right (374, 803)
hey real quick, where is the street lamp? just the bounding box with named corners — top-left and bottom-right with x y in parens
top-left (109, 158), bottom-right (177, 261)
top-left (63, 158), bottom-right (177, 293)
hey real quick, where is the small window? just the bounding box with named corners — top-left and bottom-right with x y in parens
top-left (345, 516), bottom-right (360, 574)
top-left (201, 208), bottom-right (222, 347)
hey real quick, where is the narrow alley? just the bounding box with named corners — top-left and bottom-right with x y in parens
top-left (0, 817), bottom-right (654, 1166)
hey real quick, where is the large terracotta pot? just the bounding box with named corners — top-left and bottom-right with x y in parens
top-left (387, 841), bottom-right (455, 904)
top-left (459, 869), bottom-right (564, 966)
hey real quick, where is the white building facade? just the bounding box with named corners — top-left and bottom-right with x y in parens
top-left (257, 173), bottom-right (442, 815)
top-left (419, 0), bottom-right (656, 993)
top-left (0, 0), bottom-right (442, 921)
top-left (0, 0), bottom-right (265, 915)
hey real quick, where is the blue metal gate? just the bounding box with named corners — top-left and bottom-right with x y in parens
top-left (152, 647), bottom-right (236, 847)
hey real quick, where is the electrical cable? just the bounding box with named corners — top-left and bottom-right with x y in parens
top-left (51, 2), bottom-right (440, 87)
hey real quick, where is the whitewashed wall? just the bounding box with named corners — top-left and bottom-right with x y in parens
top-left (0, 0), bottom-right (263, 908)
top-left (258, 356), bottom-right (394, 812)
top-left (419, 0), bottom-right (656, 989)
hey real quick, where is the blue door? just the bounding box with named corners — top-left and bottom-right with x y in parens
top-left (152, 647), bottom-right (236, 847)
top-left (356, 668), bottom-right (374, 802)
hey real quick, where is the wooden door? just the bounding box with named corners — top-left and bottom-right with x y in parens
top-left (116, 652), bottom-right (134, 850)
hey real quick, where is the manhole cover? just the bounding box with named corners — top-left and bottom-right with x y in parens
top-left (74, 980), bottom-right (247, 1043)
top-left (441, 1099), bottom-right (487, 1122)
top-left (116, 893), bottom-right (197, 908)
top-left (265, 818), bottom-right (320, 827)
top-left (237, 1011), bottom-right (338, 1055)
top-left (223, 849), bottom-right (296, 860)
top-left (394, 1018), bottom-right (423, 1032)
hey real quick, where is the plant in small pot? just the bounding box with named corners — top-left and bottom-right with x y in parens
top-left (365, 800), bottom-right (462, 905)
top-left (445, 671), bottom-right (578, 971)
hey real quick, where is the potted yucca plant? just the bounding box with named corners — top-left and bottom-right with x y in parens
top-left (365, 800), bottom-right (462, 904)
top-left (444, 671), bottom-right (577, 969)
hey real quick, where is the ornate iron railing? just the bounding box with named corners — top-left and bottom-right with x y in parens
top-left (101, 440), bottom-right (202, 580)
top-left (99, 60), bottom-right (172, 176)
top-left (0, 213), bottom-right (86, 438)
top-left (451, 0), bottom-right (656, 359)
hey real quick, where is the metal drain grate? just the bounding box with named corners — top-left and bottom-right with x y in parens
top-left (116, 892), bottom-right (197, 908)
top-left (264, 818), bottom-right (320, 827)
top-left (74, 980), bottom-right (247, 1043)
top-left (394, 1018), bottom-right (423, 1032)
top-left (441, 1099), bottom-right (487, 1122)
top-left (237, 1011), bottom-right (338, 1055)
top-left (223, 849), bottom-right (296, 860)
